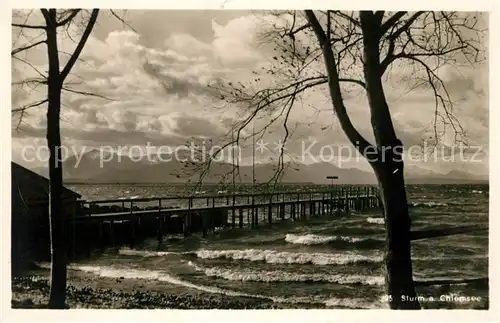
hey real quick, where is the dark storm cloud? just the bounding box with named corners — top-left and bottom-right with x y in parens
top-left (13, 107), bottom-right (228, 150)
top-left (142, 61), bottom-right (215, 98)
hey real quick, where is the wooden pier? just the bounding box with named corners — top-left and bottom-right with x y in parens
top-left (68, 186), bottom-right (381, 258)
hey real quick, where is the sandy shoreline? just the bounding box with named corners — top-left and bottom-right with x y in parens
top-left (11, 268), bottom-right (327, 309)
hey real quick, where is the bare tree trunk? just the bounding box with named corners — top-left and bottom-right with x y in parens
top-left (358, 11), bottom-right (420, 309)
top-left (374, 156), bottom-right (419, 309)
top-left (45, 10), bottom-right (67, 309)
top-left (47, 90), bottom-right (66, 309)
top-left (304, 15), bottom-right (419, 306)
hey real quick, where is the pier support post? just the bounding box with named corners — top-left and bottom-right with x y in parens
top-left (129, 219), bottom-right (136, 248)
top-left (183, 213), bottom-right (192, 237)
top-left (109, 221), bottom-right (115, 245)
top-left (239, 208), bottom-right (243, 228)
top-left (98, 222), bottom-right (103, 246)
top-left (156, 216), bottom-right (164, 244)
top-left (202, 212), bottom-right (208, 238)
top-left (328, 197), bottom-right (331, 216)
top-left (321, 194), bottom-right (325, 216)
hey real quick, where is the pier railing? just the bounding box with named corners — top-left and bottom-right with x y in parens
top-left (80, 185), bottom-right (380, 216)
top-left (66, 185), bottom-right (382, 253)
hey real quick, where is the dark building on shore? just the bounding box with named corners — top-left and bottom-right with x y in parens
top-left (11, 162), bottom-right (81, 275)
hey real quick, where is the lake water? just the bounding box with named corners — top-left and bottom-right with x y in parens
top-left (64, 183), bottom-right (489, 309)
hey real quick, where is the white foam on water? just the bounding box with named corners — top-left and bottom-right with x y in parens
top-left (118, 248), bottom-right (181, 257)
top-left (118, 248), bottom-right (486, 264)
top-left (71, 264), bottom-right (258, 297)
top-left (37, 262), bottom-right (51, 269)
top-left (71, 265), bottom-right (164, 280)
top-left (69, 264), bottom-right (372, 307)
top-left (187, 261), bottom-right (384, 286)
top-left (411, 201), bottom-right (448, 207)
top-left (472, 190), bottom-right (483, 194)
top-left (413, 275), bottom-right (487, 287)
top-left (284, 233), bottom-right (364, 245)
top-left (413, 254), bottom-right (488, 261)
top-left (194, 249), bottom-right (382, 265)
top-left (366, 217), bottom-right (384, 224)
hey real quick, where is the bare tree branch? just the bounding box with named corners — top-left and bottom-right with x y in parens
top-left (12, 78), bottom-right (47, 86)
top-left (56, 9), bottom-right (81, 26)
top-left (305, 10), bottom-right (375, 158)
top-left (12, 23), bottom-right (46, 29)
top-left (380, 11), bottom-right (407, 35)
top-left (60, 9), bottom-right (99, 82)
top-left (389, 11), bottom-right (426, 40)
top-left (110, 9), bottom-right (137, 32)
top-left (395, 53), bottom-right (466, 144)
top-left (11, 39), bottom-right (46, 56)
top-left (375, 11), bottom-right (385, 23)
top-left (40, 9), bottom-right (51, 23)
top-left (339, 77), bottom-right (366, 89)
top-left (332, 11), bottom-right (360, 26)
top-left (12, 98), bottom-right (48, 112)
top-left (12, 55), bottom-right (47, 79)
top-left (201, 10), bottom-right (484, 187)
top-left (61, 86), bottom-right (113, 100)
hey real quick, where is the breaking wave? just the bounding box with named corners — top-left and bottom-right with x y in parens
top-left (413, 254), bottom-right (488, 261)
top-left (118, 248), bottom-right (181, 257)
top-left (366, 217), bottom-right (384, 224)
top-left (285, 233), bottom-right (362, 245)
top-left (118, 247), bottom-right (485, 265)
top-left (187, 261), bottom-right (384, 286)
top-left (284, 233), bottom-right (384, 248)
top-left (410, 201), bottom-right (448, 208)
top-left (70, 264), bottom-right (268, 299)
top-left (194, 249), bottom-right (382, 265)
top-left (67, 264), bottom-right (381, 307)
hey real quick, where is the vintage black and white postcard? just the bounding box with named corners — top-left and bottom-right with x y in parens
top-left (2, 1), bottom-right (498, 322)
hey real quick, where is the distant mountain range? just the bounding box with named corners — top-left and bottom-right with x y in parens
top-left (28, 149), bottom-right (488, 185)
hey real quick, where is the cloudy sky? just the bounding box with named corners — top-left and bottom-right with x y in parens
top-left (11, 10), bottom-right (489, 176)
